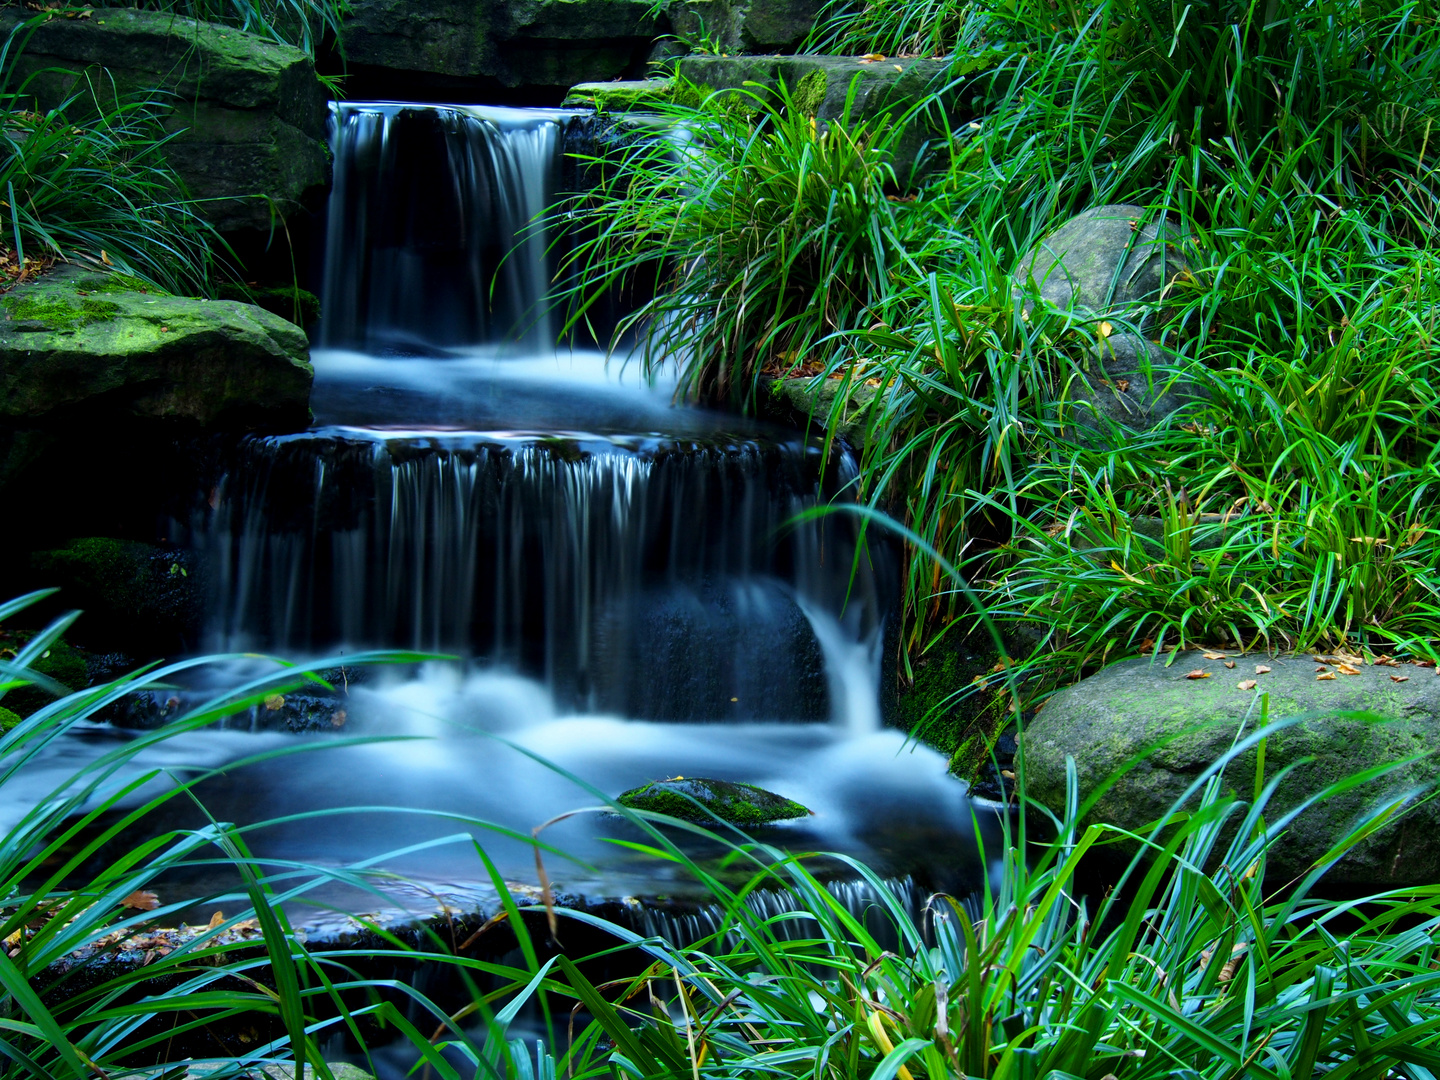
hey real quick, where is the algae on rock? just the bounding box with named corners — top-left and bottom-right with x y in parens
top-left (617, 777), bottom-right (811, 825)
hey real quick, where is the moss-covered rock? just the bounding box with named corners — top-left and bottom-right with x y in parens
top-left (0, 707), bottom-right (20, 732)
top-left (0, 8), bottom-right (329, 233)
top-left (0, 266), bottom-right (312, 428)
top-left (28, 538), bottom-right (204, 658)
top-left (0, 633), bottom-right (88, 718)
top-left (617, 777), bottom-right (811, 826)
top-left (563, 78), bottom-right (675, 112)
top-left (217, 283), bottom-right (321, 327)
top-left (1024, 650), bottom-right (1440, 885)
top-left (898, 647), bottom-right (1011, 784)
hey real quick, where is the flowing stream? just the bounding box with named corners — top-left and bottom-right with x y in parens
top-left (24, 104), bottom-right (1000, 930)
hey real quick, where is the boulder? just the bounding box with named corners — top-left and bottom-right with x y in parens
top-left (1019, 204), bottom-right (1199, 430)
top-left (666, 0), bottom-right (824, 53)
top-left (0, 8), bottom-right (329, 232)
top-left (563, 78), bottom-right (675, 112)
top-left (0, 266), bottom-right (312, 429)
top-left (1023, 650), bottom-right (1440, 885)
top-left (617, 777), bottom-right (812, 825)
top-left (339, 0), bottom-right (659, 94)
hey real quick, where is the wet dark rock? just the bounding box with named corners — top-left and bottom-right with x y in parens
top-left (339, 0), bottom-right (659, 96)
top-left (1018, 204), bottom-right (1201, 431)
top-left (617, 777), bottom-right (812, 825)
top-left (0, 8), bottom-right (329, 232)
top-left (108, 688), bottom-right (352, 734)
top-left (666, 0), bottom-right (823, 53)
top-left (1024, 650), bottom-right (1440, 885)
top-left (29, 538), bottom-right (204, 658)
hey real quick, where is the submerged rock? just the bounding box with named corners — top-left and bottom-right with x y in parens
top-left (617, 777), bottom-right (811, 825)
top-left (0, 8), bottom-right (329, 232)
top-left (1019, 203), bottom-right (1201, 431)
top-left (1024, 650), bottom-right (1440, 885)
top-left (0, 266), bottom-right (312, 429)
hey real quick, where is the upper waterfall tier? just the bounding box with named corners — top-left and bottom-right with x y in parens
top-left (321, 103), bottom-right (577, 352)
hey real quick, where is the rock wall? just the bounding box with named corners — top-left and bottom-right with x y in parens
top-left (0, 8), bottom-right (330, 233)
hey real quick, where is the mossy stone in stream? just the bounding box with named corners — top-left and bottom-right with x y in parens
top-left (617, 778), bottom-right (811, 826)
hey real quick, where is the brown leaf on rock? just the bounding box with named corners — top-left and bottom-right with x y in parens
top-left (1224, 660), bottom-right (1236, 669)
top-left (121, 891), bottom-right (159, 911)
top-left (1255, 665), bottom-right (1272, 674)
top-left (1184, 670), bottom-right (1211, 679)
top-left (1315, 665), bottom-right (1330, 673)
top-left (1375, 654), bottom-right (1401, 667)
top-left (1317, 671), bottom-right (1337, 681)
top-left (1203, 651), bottom-right (1228, 660)
top-left (1392, 674), bottom-right (1411, 683)
top-left (1413, 658), bottom-right (1437, 668)
top-left (1238, 679), bottom-right (1258, 690)
top-left (1336, 662), bottom-right (1362, 675)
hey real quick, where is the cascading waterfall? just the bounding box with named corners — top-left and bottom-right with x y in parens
top-left (91, 100), bottom-right (999, 923)
top-left (321, 103), bottom-right (570, 351)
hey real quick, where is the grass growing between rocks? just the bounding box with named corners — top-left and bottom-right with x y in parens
top-left (0, 18), bottom-right (220, 294)
top-left (554, 0), bottom-right (1440, 733)
top-left (509, 685), bottom-right (1440, 1079)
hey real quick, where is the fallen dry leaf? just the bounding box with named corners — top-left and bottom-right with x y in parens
top-left (1413, 658), bottom-right (1437, 668)
top-left (1316, 665), bottom-right (1330, 673)
top-left (1317, 671), bottom-right (1336, 681)
top-left (1115, 378), bottom-right (1131, 392)
top-left (1392, 674), bottom-right (1411, 683)
top-left (1255, 664), bottom-right (1272, 674)
top-left (1238, 679), bottom-right (1258, 690)
top-left (208, 910), bottom-right (225, 929)
top-left (859, 52), bottom-right (886, 61)
top-left (1099, 321), bottom-right (1113, 338)
top-left (1336, 662), bottom-right (1362, 675)
top-left (1375, 654), bottom-right (1401, 667)
top-left (121, 891), bottom-right (159, 911)
top-left (1224, 660), bottom-right (1236, 669)
top-left (1203, 651), bottom-right (1228, 660)
top-left (1184, 669), bottom-right (1211, 680)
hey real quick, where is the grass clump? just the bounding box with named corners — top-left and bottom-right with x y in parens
top-left (559, 0), bottom-right (1440, 697)
top-left (1, 19), bottom-right (221, 295)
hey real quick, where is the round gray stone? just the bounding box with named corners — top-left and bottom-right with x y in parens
top-left (1023, 649), bottom-right (1440, 885)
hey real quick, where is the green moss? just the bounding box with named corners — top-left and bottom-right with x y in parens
top-left (1, 635), bottom-right (87, 717)
top-left (618, 778), bottom-right (811, 825)
top-left (792, 69), bottom-right (828, 117)
top-left (0, 707), bottom-right (19, 731)
top-left (2, 292), bottom-right (121, 329)
top-left (218, 283), bottom-right (320, 326)
top-left (87, 273), bottom-right (166, 296)
top-left (898, 647), bottom-right (1011, 784)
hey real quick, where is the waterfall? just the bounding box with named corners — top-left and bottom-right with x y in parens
top-left (201, 428), bottom-right (889, 722)
top-left (320, 103), bottom-right (570, 352)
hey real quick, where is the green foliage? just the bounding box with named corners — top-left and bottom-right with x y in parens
top-left (544, 691), bottom-right (1440, 1079)
top-left (0, 19), bottom-right (220, 294)
top-left (554, 78), bottom-right (940, 407)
